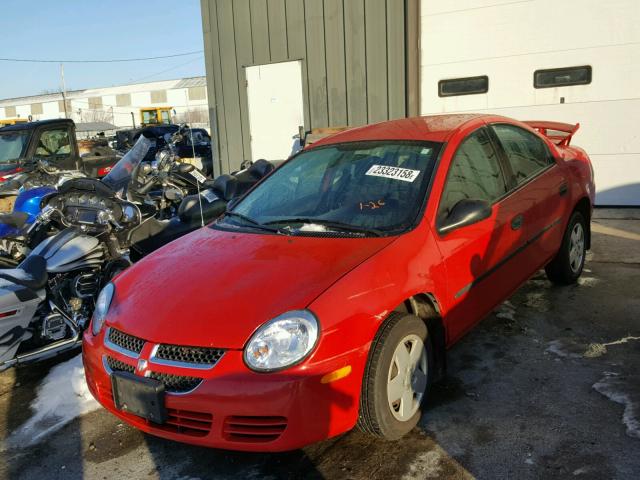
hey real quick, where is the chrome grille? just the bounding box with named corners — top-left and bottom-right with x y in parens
top-left (154, 344), bottom-right (224, 366)
top-left (107, 328), bottom-right (145, 355)
top-left (106, 356), bottom-right (135, 374)
top-left (149, 372), bottom-right (202, 393)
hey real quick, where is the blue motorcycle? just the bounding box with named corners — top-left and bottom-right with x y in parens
top-left (0, 163), bottom-right (85, 266)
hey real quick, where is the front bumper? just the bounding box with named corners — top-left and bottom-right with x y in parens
top-left (82, 328), bottom-right (365, 452)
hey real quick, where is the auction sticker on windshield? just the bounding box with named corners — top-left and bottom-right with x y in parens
top-left (365, 165), bottom-right (420, 182)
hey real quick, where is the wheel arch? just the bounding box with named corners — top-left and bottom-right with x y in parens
top-left (393, 293), bottom-right (447, 380)
top-left (573, 196), bottom-right (592, 250)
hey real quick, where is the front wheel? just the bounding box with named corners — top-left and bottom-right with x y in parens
top-left (545, 211), bottom-right (587, 285)
top-left (357, 313), bottom-right (433, 440)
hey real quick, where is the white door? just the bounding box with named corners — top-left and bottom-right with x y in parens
top-left (245, 61), bottom-right (305, 161)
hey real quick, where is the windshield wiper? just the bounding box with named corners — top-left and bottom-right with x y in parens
top-left (263, 218), bottom-right (382, 237)
top-left (223, 211), bottom-right (281, 233)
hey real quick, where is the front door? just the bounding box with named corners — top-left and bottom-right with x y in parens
top-left (434, 127), bottom-right (527, 342)
top-left (245, 61), bottom-right (305, 161)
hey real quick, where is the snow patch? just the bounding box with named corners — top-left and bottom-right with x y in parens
top-left (524, 292), bottom-right (551, 312)
top-left (3, 355), bottom-right (99, 450)
top-left (495, 301), bottom-right (516, 321)
top-left (545, 340), bottom-right (581, 359)
top-left (584, 336), bottom-right (640, 358)
top-left (577, 276), bottom-right (599, 287)
top-left (403, 450), bottom-right (442, 479)
top-left (593, 372), bottom-right (640, 440)
top-left (298, 223), bottom-right (328, 232)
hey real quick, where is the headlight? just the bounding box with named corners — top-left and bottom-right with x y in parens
top-left (91, 283), bottom-right (114, 336)
top-left (244, 310), bottom-right (319, 372)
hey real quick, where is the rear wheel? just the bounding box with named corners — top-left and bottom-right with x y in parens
top-left (545, 211), bottom-right (587, 284)
top-left (357, 313), bottom-right (433, 440)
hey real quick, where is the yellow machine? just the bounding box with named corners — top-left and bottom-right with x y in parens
top-left (0, 118), bottom-right (28, 127)
top-left (140, 107), bottom-right (172, 126)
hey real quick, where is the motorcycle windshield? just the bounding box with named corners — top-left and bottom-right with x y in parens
top-left (102, 135), bottom-right (153, 195)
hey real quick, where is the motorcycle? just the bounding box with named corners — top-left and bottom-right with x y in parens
top-left (0, 161), bottom-right (86, 266)
top-left (0, 125), bottom-right (225, 266)
top-left (0, 127), bottom-right (274, 371)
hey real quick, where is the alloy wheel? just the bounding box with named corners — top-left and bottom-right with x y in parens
top-left (386, 334), bottom-right (428, 422)
top-left (569, 222), bottom-right (585, 273)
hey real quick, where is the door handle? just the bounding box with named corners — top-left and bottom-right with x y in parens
top-left (559, 182), bottom-right (568, 197)
top-left (511, 214), bottom-right (523, 231)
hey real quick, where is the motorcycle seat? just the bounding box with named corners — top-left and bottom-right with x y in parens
top-left (0, 212), bottom-right (29, 229)
top-left (0, 254), bottom-right (47, 290)
top-left (234, 160), bottom-right (274, 196)
top-left (178, 192), bottom-right (227, 225)
top-left (211, 174), bottom-right (238, 201)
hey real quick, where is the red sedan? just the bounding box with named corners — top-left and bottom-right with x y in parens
top-left (83, 114), bottom-right (594, 451)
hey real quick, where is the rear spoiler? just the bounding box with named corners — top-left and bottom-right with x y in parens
top-left (523, 121), bottom-right (580, 147)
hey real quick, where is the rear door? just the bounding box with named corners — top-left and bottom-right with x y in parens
top-left (434, 126), bottom-right (527, 342)
top-left (489, 123), bottom-right (570, 267)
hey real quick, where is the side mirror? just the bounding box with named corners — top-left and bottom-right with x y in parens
top-left (177, 163), bottom-right (195, 174)
top-left (439, 199), bottom-right (492, 235)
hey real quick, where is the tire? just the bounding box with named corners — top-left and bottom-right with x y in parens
top-left (357, 312), bottom-right (434, 440)
top-left (545, 210), bottom-right (587, 285)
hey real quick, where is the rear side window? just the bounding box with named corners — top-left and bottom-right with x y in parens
top-left (35, 129), bottom-right (72, 157)
top-left (438, 128), bottom-right (507, 222)
top-left (491, 124), bottom-right (553, 185)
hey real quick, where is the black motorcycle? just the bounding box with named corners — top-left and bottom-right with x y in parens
top-left (0, 127), bottom-right (273, 370)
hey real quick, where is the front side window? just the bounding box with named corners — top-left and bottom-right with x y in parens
top-left (0, 131), bottom-right (30, 164)
top-left (491, 124), bottom-right (553, 185)
top-left (438, 128), bottom-right (507, 224)
top-left (221, 141), bottom-right (442, 236)
top-left (35, 129), bottom-right (71, 157)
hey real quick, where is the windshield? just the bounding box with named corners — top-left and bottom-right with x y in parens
top-left (102, 134), bottom-right (153, 194)
top-left (223, 141), bottom-right (442, 236)
top-left (0, 131), bottom-right (30, 164)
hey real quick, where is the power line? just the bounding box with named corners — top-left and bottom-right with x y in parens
top-left (127, 56), bottom-right (204, 84)
top-left (0, 51), bottom-right (203, 64)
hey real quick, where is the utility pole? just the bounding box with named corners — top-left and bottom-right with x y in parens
top-left (60, 63), bottom-right (68, 119)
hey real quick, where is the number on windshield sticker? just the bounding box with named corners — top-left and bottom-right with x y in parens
top-left (365, 165), bottom-right (421, 182)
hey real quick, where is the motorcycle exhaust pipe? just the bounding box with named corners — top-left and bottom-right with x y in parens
top-left (0, 333), bottom-right (82, 370)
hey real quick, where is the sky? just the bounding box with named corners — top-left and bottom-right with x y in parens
top-left (0, 0), bottom-right (205, 99)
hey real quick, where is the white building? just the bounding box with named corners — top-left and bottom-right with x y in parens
top-left (201, 0), bottom-right (639, 206)
top-left (0, 76), bottom-right (210, 131)
top-left (419, 0), bottom-right (640, 206)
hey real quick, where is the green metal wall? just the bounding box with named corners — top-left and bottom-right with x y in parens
top-left (200, 0), bottom-right (407, 174)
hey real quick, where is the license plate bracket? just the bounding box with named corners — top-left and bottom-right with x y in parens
top-left (111, 371), bottom-right (166, 423)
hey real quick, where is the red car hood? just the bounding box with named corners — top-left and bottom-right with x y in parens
top-left (108, 227), bottom-right (395, 349)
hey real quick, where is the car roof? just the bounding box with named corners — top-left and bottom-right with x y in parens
top-left (0, 118), bottom-right (75, 132)
top-left (307, 114), bottom-right (489, 148)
